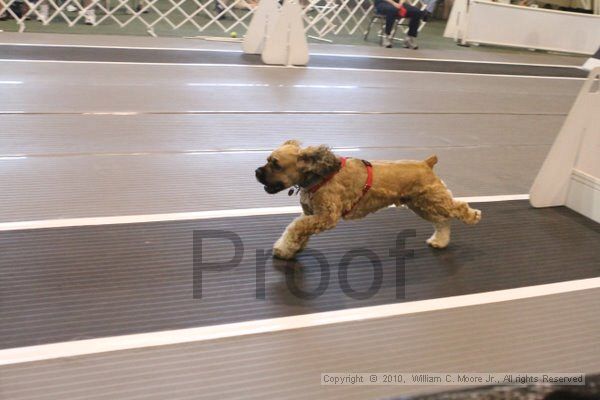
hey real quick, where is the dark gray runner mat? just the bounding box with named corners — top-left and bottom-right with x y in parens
top-left (397, 373), bottom-right (600, 400)
top-left (0, 45), bottom-right (587, 78)
top-left (1, 200), bottom-right (598, 349)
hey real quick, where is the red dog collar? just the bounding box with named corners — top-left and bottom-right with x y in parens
top-left (307, 157), bottom-right (347, 194)
top-left (307, 157), bottom-right (373, 217)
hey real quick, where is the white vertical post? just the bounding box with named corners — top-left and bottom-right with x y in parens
top-left (261, 0), bottom-right (309, 66)
top-left (243, 0), bottom-right (280, 54)
top-left (530, 67), bottom-right (600, 222)
top-left (444, 0), bottom-right (469, 42)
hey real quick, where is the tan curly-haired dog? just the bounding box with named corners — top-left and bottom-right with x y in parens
top-left (255, 140), bottom-right (482, 260)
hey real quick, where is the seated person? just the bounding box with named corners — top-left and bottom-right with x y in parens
top-left (374, 0), bottom-right (423, 49)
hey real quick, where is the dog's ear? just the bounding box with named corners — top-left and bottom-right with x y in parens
top-left (283, 139), bottom-right (301, 147)
top-left (297, 145), bottom-right (341, 177)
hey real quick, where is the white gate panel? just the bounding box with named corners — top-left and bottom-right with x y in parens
top-left (465, 0), bottom-right (600, 55)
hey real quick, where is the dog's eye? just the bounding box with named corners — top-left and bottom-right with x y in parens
top-left (271, 160), bottom-right (282, 170)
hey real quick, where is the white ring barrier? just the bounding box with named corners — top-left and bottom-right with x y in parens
top-left (445, 0), bottom-right (600, 55)
top-left (530, 67), bottom-right (600, 223)
top-left (0, 0), bottom-right (377, 39)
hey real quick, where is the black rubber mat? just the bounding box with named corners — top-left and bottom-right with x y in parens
top-left (1, 200), bottom-right (598, 349)
top-left (0, 45), bottom-right (587, 78)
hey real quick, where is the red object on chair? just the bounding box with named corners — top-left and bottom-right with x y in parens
top-left (398, 3), bottom-right (407, 17)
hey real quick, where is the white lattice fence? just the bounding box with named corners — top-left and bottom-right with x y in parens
top-left (0, 0), bottom-right (379, 38)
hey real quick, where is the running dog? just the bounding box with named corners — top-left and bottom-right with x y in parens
top-left (255, 140), bottom-right (481, 260)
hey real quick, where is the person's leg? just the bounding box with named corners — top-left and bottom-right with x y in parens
top-left (36, 0), bottom-right (50, 22)
top-left (375, 1), bottom-right (398, 47)
top-left (82, 0), bottom-right (95, 24)
top-left (15, 0), bottom-right (30, 20)
top-left (398, 2), bottom-right (421, 49)
top-left (402, 2), bottom-right (422, 37)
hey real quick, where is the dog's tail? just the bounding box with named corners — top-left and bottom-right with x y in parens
top-left (424, 155), bottom-right (438, 169)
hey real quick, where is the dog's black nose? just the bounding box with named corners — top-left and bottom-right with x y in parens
top-left (255, 167), bottom-right (264, 180)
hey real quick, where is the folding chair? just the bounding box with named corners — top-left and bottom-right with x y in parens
top-left (363, 11), bottom-right (408, 44)
top-left (363, 0), bottom-right (428, 44)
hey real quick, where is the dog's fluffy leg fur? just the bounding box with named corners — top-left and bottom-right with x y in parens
top-left (407, 184), bottom-right (481, 249)
top-left (273, 213), bottom-right (339, 260)
top-left (450, 200), bottom-right (482, 224)
top-left (426, 220), bottom-right (451, 248)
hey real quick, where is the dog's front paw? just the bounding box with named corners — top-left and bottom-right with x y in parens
top-left (273, 238), bottom-right (297, 260)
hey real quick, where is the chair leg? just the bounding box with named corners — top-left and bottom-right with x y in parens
top-left (364, 16), bottom-right (376, 40)
top-left (390, 23), bottom-right (397, 42)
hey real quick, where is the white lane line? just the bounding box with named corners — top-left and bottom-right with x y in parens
top-left (452, 194), bottom-right (529, 203)
top-left (0, 59), bottom-right (586, 80)
top-left (0, 146), bottom-right (544, 160)
top-left (0, 194), bottom-right (528, 232)
top-left (0, 42), bottom-right (244, 53)
top-left (0, 111), bottom-right (569, 116)
top-left (0, 148), bottom-right (362, 159)
top-left (0, 206), bottom-right (303, 232)
top-left (0, 42), bottom-right (582, 69)
top-left (0, 277), bottom-right (597, 366)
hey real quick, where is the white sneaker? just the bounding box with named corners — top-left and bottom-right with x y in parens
top-left (84, 9), bottom-right (95, 25)
top-left (403, 35), bottom-right (418, 50)
top-left (37, 4), bottom-right (49, 22)
top-left (66, 4), bottom-right (77, 12)
top-left (382, 35), bottom-right (392, 48)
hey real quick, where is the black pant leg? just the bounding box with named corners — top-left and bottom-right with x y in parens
top-left (376, 1), bottom-right (398, 35)
top-left (402, 2), bottom-right (422, 37)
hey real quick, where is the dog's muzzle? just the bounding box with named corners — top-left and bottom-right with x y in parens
top-left (255, 167), bottom-right (285, 194)
top-left (255, 167), bottom-right (266, 183)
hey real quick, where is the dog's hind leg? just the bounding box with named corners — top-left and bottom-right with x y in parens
top-left (450, 199), bottom-right (481, 225)
top-left (427, 220), bottom-right (451, 249)
top-left (437, 180), bottom-right (481, 225)
top-left (406, 183), bottom-right (481, 249)
top-left (405, 201), bottom-right (452, 249)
